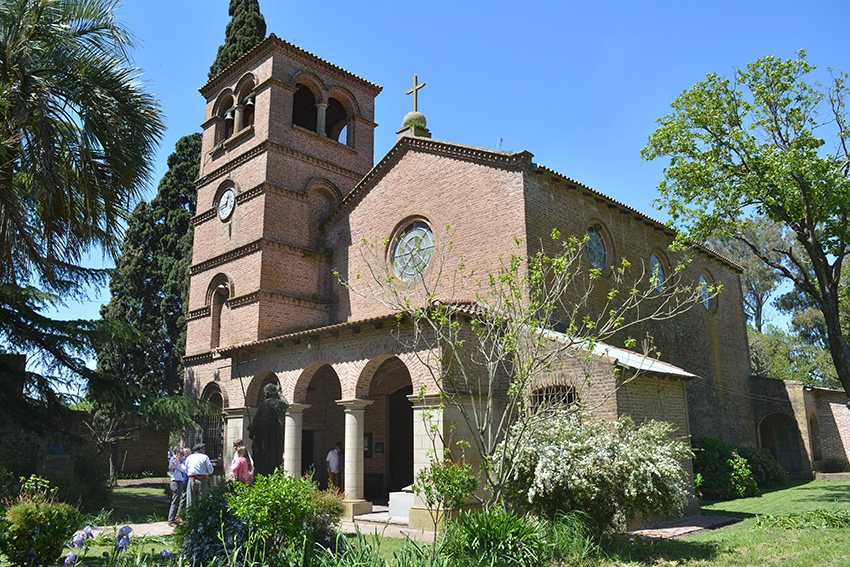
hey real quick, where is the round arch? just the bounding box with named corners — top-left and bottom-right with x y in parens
top-left (290, 71), bottom-right (327, 103)
top-left (245, 371), bottom-right (281, 408)
top-left (759, 412), bottom-right (803, 474)
top-left (205, 273), bottom-right (234, 306)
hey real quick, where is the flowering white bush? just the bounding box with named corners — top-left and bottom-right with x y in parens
top-left (497, 413), bottom-right (692, 529)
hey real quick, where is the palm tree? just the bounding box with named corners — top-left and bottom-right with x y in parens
top-left (0, 0), bottom-right (164, 292)
top-left (0, 0), bottom-right (164, 427)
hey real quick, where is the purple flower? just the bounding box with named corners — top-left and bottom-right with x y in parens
top-left (117, 535), bottom-right (130, 552)
top-left (102, 552), bottom-right (109, 559)
top-left (64, 552), bottom-right (76, 566)
top-left (160, 549), bottom-right (173, 560)
top-left (83, 526), bottom-right (94, 538)
top-left (118, 525), bottom-right (132, 536)
top-left (72, 533), bottom-right (85, 549)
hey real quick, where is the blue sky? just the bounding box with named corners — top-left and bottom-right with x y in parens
top-left (54, 0), bottom-right (850, 326)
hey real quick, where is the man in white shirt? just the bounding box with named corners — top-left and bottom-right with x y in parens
top-left (326, 441), bottom-right (342, 490)
top-left (185, 443), bottom-right (214, 507)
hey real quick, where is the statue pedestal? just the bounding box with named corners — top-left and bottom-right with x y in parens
top-left (38, 455), bottom-right (74, 480)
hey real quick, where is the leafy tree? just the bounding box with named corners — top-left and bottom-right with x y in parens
top-left (708, 218), bottom-right (784, 333)
top-left (749, 325), bottom-right (840, 389)
top-left (209, 0), bottom-right (266, 79)
top-left (643, 52), bottom-right (850, 398)
top-left (0, 0), bottom-right (164, 427)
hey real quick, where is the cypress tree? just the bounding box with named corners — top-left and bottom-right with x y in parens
top-left (209, 0), bottom-right (267, 79)
top-left (94, 133), bottom-right (201, 405)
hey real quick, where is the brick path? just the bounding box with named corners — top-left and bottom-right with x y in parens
top-left (627, 515), bottom-right (740, 541)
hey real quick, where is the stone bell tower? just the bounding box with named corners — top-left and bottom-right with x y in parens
top-left (184, 34), bottom-right (382, 358)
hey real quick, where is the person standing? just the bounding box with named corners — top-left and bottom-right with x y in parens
top-left (178, 447), bottom-right (191, 519)
top-left (167, 448), bottom-right (187, 526)
top-left (185, 443), bottom-right (214, 507)
top-left (230, 447), bottom-right (252, 483)
top-left (230, 439), bottom-right (254, 482)
top-left (326, 441), bottom-right (342, 490)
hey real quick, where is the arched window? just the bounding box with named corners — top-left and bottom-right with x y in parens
top-left (698, 273), bottom-right (717, 311)
top-left (237, 80), bottom-right (256, 131)
top-left (217, 95), bottom-right (235, 143)
top-left (649, 253), bottom-right (667, 292)
top-left (292, 84), bottom-right (317, 131)
top-left (586, 224), bottom-right (608, 271)
top-left (325, 97), bottom-right (348, 143)
top-left (210, 281), bottom-right (229, 348)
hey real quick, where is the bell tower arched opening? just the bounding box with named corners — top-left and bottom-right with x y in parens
top-left (293, 84), bottom-right (318, 131)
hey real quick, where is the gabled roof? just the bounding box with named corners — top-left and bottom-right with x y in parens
top-left (323, 135), bottom-right (533, 232)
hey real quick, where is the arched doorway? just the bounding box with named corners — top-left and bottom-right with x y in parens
top-left (364, 356), bottom-right (414, 503)
top-left (301, 364), bottom-right (344, 488)
top-left (200, 384), bottom-right (225, 472)
top-left (760, 413), bottom-right (803, 475)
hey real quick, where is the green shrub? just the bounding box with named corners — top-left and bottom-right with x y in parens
top-left (440, 506), bottom-right (551, 567)
top-left (735, 445), bottom-right (788, 489)
top-left (498, 414), bottom-right (692, 529)
top-left (227, 470), bottom-right (344, 552)
top-left (0, 476), bottom-right (82, 567)
top-left (693, 437), bottom-right (760, 500)
top-left (176, 481), bottom-right (250, 565)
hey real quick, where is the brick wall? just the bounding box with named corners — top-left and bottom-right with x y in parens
top-left (522, 169), bottom-right (755, 446)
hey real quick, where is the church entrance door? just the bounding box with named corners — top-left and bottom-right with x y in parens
top-left (388, 386), bottom-right (414, 493)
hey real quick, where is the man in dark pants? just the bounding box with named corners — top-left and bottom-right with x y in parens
top-left (167, 448), bottom-right (187, 526)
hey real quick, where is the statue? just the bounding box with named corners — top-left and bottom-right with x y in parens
top-left (248, 383), bottom-right (288, 476)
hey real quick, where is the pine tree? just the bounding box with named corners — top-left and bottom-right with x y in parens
top-left (94, 134), bottom-right (201, 405)
top-left (209, 0), bottom-right (267, 79)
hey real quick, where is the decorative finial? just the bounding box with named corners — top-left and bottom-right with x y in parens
top-left (406, 74), bottom-right (426, 112)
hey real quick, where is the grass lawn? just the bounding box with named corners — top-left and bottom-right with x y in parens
top-left (603, 480), bottom-right (850, 566)
top-left (94, 486), bottom-right (169, 525)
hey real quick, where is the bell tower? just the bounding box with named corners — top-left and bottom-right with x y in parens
top-left (185, 34), bottom-right (382, 357)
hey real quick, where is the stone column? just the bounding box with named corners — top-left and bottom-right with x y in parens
top-left (337, 398), bottom-right (373, 518)
top-left (234, 104), bottom-right (245, 132)
top-left (283, 403), bottom-right (310, 477)
top-left (316, 102), bottom-right (328, 137)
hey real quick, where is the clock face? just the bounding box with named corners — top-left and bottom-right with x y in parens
top-left (392, 221), bottom-right (434, 282)
top-left (218, 188), bottom-right (235, 221)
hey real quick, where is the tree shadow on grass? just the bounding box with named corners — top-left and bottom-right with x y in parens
top-left (601, 534), bottom-right (721, 565)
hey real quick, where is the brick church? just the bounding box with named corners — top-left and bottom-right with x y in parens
top-left (183, 34), bottom-right (850, 521)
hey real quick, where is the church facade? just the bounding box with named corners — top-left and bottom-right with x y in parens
top-left (183, 34), bottom-right (808, 520)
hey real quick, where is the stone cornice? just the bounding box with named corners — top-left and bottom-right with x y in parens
top-left (189, 238), bottom-right (331, 276)
top-left (197, 142), bottom-right (267, 188)
top-left (200, 34), bottom-right (382, 99)
top-left (229, 289), bottom-right (331, 310)
top-left (266, 139), bottom-right (363, 181)
top-left (183, 352), bottom-right (215, 366)
top-left (187, 306), bottom-right (211, 321)
top-left (193, 182), bottom-right (307, 227)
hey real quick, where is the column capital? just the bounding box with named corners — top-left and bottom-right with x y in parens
top-left (315, 101), bottom-right (328, 109)
top-left (286, 403), bottom-right (311, 414)
top-left (336, 398), bottom-right (374, 411)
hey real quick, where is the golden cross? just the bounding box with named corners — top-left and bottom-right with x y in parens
top-left (406, 74), bottom-right (426, 112)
